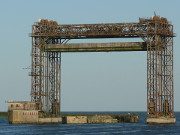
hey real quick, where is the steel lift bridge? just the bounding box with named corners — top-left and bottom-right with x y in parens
top-left (30, 15), bottom-right (175, 123)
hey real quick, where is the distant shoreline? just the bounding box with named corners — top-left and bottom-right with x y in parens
top-left (0, 111), bottom-right (143, 118)
top-left (1, 111), bottom-right (179, 118)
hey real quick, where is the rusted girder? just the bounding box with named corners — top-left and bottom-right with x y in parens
top-left (31, 17), bottom-right (174, 39)
top-left (44, 42), bottom-right (147, 52)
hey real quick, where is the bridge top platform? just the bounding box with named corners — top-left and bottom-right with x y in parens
top-left (30, 16), bottom-right (174, 39)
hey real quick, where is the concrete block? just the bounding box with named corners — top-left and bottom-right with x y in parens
top-left (116, 115), bottom-right (139, 123)
top-left (51, 117), bottom-right (62, 123)
top-left (146, 117), bottom-right (176, 124)
top-left (62, 116), bottom-right (87, 124)
top-left (8, 110), bottom-right (62, 124)
top-left (88, 115), bottom-right (118, 124)
top-left (38, 117), bottom-right (62, 123)
top-left (8, 110), bottom-right (39, 124)
top-left (38, 118), bottom-right (51, 123)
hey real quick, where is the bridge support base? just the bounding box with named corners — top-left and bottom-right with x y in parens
top-left (146, 117), bottom-right (176, 124)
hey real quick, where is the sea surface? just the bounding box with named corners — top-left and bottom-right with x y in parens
top-left (0, 112), bottom-right (180, 135)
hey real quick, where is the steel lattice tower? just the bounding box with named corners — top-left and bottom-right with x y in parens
top-left (31, 21), bottom-right (62, 115)
top-left (146, 19), bottom-right (174, 118)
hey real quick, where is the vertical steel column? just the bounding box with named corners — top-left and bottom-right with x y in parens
top-left (147, 34), bottom-right (157, 117)
top-left (48, 51), bottom-right (61, 115)
top-left (45, 51), bottom-right (50, 112)
top-left (48, 38), bottom-right (61, 115)
top-left (31, 26), bottom-right (42, 110)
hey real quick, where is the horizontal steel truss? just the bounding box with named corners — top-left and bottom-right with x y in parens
top-left (31, 16), bottom-right (174, 117)
top-left (31, 19), bottom-right (173, 39)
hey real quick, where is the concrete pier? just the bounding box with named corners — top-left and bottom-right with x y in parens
top-left (146, 117), bottom-right (176, 124)
top-left (7, 102), bottom-right (139, 124)
top-left (61, 114), bottom-right (139, 124)
top-left (8, 110), bottom-right (62, 124)
top-left (7, 101), bottom-right (62, 124)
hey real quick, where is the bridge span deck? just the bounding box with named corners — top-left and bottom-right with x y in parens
top-left (44, 42), bottom-right (147, 52)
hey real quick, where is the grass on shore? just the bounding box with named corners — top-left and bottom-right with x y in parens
top-left (0, 112), bottom-right (8, 118)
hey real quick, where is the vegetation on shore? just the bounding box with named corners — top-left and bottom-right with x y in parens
top-left (0, 112), bottom-right (8, 118)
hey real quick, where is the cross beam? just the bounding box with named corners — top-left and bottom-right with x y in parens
top-left (44, 42), bottom-right (147, 52)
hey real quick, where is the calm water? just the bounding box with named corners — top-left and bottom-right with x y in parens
top-left (0, 112), bottom-right (180, 135)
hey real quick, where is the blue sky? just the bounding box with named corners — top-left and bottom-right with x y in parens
top-left (0, 0), bottom-right (180, 112)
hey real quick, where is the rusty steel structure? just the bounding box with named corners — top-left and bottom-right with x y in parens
top-left (30, 15), bottom-right (174, 118)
